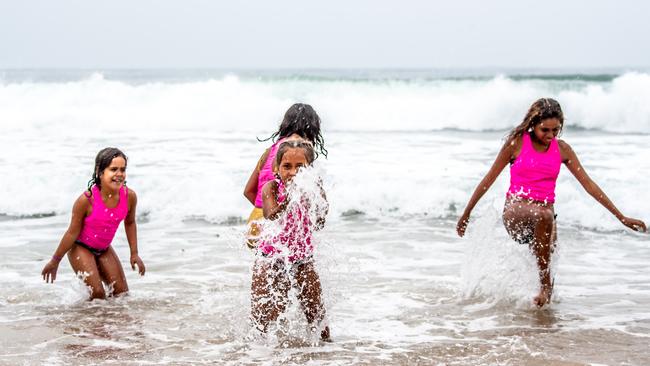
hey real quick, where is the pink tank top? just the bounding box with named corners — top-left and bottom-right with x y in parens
top-left (508, 133), bottom-right (562, 203)
top-left (258, 179), bottom-right (313, 262)
top-left (254, 138), bottom-right (286, 208)
top-left (77, 185), bottom-right (129, 250)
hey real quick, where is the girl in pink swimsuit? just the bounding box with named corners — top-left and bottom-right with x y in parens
top-left (457, 98), bottom-right (646, 307)
top-left (41, 148), bottom-right (145, 300)
top-left (251, 140), bottom-right (331, 341)
top-left (243, 103), bottom-right (327, 248)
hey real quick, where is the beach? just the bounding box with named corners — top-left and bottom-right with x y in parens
top-left (1, 70), bottom-right (649, 365)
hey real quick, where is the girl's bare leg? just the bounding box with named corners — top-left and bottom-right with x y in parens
top-left (530, 209), bottom-right (555, 306)
top-left (294, 261), bottom-right (330, 341)
top-left (97, 246), bottom-right (129, 296)
top-left (503, 200), bottom-right (556, 307)
top-left (251, 259), bottom-right (290, 332)
top-left (68, 245), bottom-right (106, 300)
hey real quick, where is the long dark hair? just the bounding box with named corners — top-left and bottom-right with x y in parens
top-left (87, 147), bottom-right (128, 195)
top-left (507, 98), bottom-right (564, 141)
top-left (260, 103), bottom-right (327, 159)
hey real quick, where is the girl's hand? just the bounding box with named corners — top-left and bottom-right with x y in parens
top-left (456, 213), bottom-right (470, 237)
top-left (620, 217), bottom-right (647, 232)
top-left (41, 260), bottom-right (60, 283)
top-left (130, 254), bottom-right (146, 275)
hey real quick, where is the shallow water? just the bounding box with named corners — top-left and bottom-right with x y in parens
top-left (2, 214), bottom-right (649, 365)
top-left (1, 130), bottom-right (650, 365)
top-left (1, 70), bottom-right (650, 364)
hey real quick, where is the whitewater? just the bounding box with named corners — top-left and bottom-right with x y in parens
top-left (1, 69), bottom-right (649, 365)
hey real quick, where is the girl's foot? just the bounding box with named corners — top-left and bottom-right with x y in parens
top-left (533, 279), bottom-right (554, 308)
top-left (320, 326), bottom-right (331, 342)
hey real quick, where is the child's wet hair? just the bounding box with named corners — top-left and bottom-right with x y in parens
top-left (275, 140), bottom-right (316, 166)
top-left (508, 98), bottom-right (564, 140)
top-left (261, 103), bottom-right (327, 159)
top-left (87, 147), bottom-right (128, 194)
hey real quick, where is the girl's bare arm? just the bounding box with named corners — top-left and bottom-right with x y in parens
top-left (41, 194), bottom-right (89, 282)
top-left (125, 189), bottom-right (145, 275)
top-left (456, 138), bottom-right (516, 237)
top-left (560, 140), bottom-right (646, 232)
top-left (244, 149), bottom-right (270, 205)
top-left (261, 180), bottom-right (286, 220)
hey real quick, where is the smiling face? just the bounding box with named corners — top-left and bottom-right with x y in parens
top-left (276, 147), bottom-right (308, 184)
top-left (531, 117), bottom-right (562, 146)
top-left (99, 156), bottom-right (127, 191)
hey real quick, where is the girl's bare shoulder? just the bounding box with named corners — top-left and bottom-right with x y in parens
top-left (73, 192), bottom-right (92, 216)
top-left (127, 187), bottom-right (137, 198)
top-left (503, 134), bottom-right (522, 150)
top-left (557, 139), bottom-right (576, 161)
top-left (557, 138), bottom-right (571, 150)
top-left (256, 147), bottom-right (271, 170)
top-left (501, 134), bottom-right (523, 161)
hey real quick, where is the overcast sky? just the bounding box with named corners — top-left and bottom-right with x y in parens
top-left (1, 0), bottom-right (649, 69)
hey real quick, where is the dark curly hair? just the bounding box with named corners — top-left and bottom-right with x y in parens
top-left (260, 103), bottom-right (327, 159)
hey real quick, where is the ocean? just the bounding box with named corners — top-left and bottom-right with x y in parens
top-left (1, 69), bottom-right (649, 365)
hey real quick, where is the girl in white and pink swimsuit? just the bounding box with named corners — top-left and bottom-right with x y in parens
top-left (250, 140), bottom-right (331, 341)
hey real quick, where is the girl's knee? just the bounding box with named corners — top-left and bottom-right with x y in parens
top-left (89, 285), bottom-right (106, 299)
top-left (80, 270), bottom-right (105, 299)
top-left (299, 290), bottom-right (324, 322)
top-left (303, 302), bottom-right (325, 323)
top-left (111, 281), bottom-right (129, 296)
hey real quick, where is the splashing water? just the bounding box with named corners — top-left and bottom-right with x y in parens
top-left (460, 201), bottom-right (560, 308)
top-left (1, 69), bottom-right (649, 364)
top-left (249, 165), bottom-right (333, 344)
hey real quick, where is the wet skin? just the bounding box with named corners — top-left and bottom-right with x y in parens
top-left (41, 157), bottom-right (145, 300)
top-left (457, 117), bottom-right (646, 307)
top-left (252, 147), bottom-right (331, 340)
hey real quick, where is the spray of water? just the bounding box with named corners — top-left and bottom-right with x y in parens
top-left (247, 166), bottom-right (333, 345)
top-left (459, 202), bottom-right (560, 308)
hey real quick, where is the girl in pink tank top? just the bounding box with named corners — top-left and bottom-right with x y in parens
top-left (243, 103), bottom-right (328, 249)
top-left (251, 140), bottom-right (331, 341)
top-left (508, 132), bottom-right (562, 203)
top-left (41, 148), bottom-right (146, 300)
top-left (456, 98), bottom-right (646, 308)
